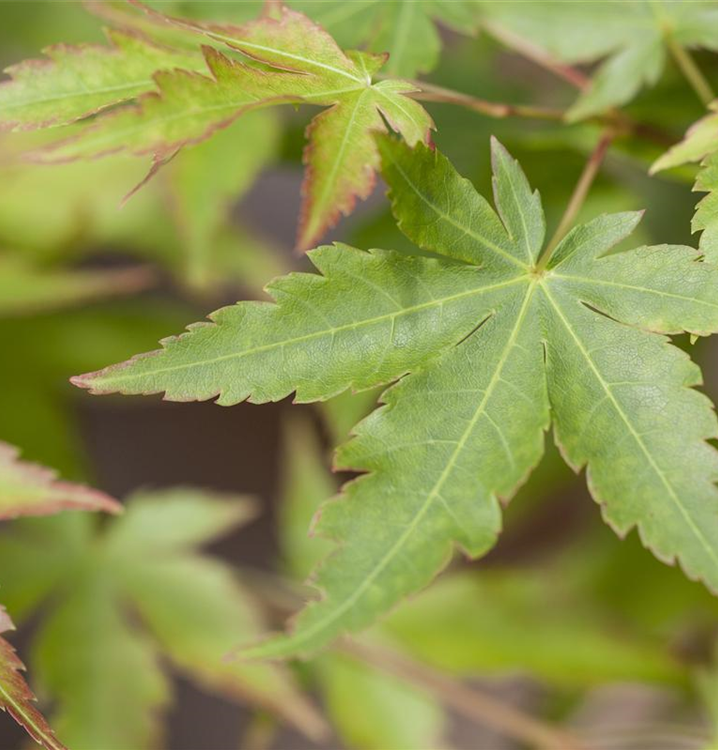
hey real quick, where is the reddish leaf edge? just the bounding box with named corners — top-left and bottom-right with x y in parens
top-left (0, 26), bottom-right (193, 133)
top-left (0, 442), bottom-right (121, 518)
top-left (0, 608), bottom-right (67, 750)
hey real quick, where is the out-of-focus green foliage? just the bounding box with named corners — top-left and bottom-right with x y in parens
top-left (0, 490), bottom-right (325, 750)
top-left (0, 112), bottom-right (283, 293)
top-left (478, 0), bottom-right (718, 119)
top-left (0, 301), bottom-right (191, 478)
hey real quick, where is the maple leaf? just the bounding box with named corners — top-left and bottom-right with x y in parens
top-left (29, 3), bottom-right (433, 250)
top-left (72, 136), bottom-right (718, 657)
top-left (0, 441), bottom-right (120, 519)
top-left (0, 489), bottom-right (325, 749)
top-left (288, 0), bottom-right (480, 78)
top-left (0, 607), bottom-right (66, 750)
top-left (651, 105), bottom-right (718, 261)
top-left (0, 28), bottom-right (203, 131)
top-left (276, 414), bottom-right (681, 750)
top-left (478, 0), bottom-right (718, 119)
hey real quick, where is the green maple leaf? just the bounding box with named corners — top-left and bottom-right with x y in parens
top-left (280, 418), bottom-right (683, 689)
top-left (0, 28), bottom-right (203, 131)
top-left (0, 441), bottom-right (120, 519)
top-left (29, 3), bottom-right (432, 250)
top-left (0, 607), bottom-right (66, 750)
top-left (0, 489), bottom-right (325, 749)
top-left (288, 0), bottom-right (479, 78)
top-left (72, 136), bottom-right (718, 658)
top-left (478, 0), bottom-right (718, 120)
top-left (652, 105), bottom-right (718, 261)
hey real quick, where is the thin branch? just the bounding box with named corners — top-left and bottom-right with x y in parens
top-left (406, 79), bottom-right (565, 121)
top-left (482, 19), bottom-right (590, 91)
top-left (537, 129), bottom-right (616, 271)
top-left (341, 639), bottom-right (586, 750)
top-left (666, 37), bottom-right (715, 106)
top-left (478, 19), bottom-right (676, 147)
top-left (393, 77), bottom-right (675, 148)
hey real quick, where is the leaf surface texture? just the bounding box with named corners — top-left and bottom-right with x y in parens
top-left (75, 136), bottom-right (718, 657)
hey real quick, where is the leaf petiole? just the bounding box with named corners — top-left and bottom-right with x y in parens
top-left (666, 36), bottom-right (715, 107)
top-left (536, 129), bottom-right (616, 271)
top-left (402, 79), bottom-right (565, 121)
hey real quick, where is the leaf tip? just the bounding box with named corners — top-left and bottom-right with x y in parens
top-left (69, 373), bottom-right (92, 391)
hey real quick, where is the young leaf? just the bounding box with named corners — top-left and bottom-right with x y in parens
top-left (74, 137), bottom-right (718, 658)
top-left (479, 0), bottom-right (718, 119)
top-left (0, 442), bottom-right (120, 518)
top-left (0, 489), bottom-right (325, 748)
top-left (0, 258), bottom-right (152, 317)
top-left (651, 107), bottom-right (718, 261)
top-left (0, 28), bottom-right (203, 131)
top-left (31, 4), bottom-right (433, 250)
top-left (0, 607), bottom-right (67, 750)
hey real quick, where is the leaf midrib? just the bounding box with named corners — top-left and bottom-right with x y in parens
top-left (0, 673), bottom-right (64, 750)
top-left (372, 83), bottom-right (429, 137)
top-left (47, 82), bottom-right (372, 157)
top-left (93, 275), bottom-right (527, 387)
top-left (204, 29), bottom-right (364, 83)
top-left (541, 281), bottom-right (718, 572)
top-left (1, 81), bottom-right (151, 111)
top-left (305, 87), bottom-right (371, 238)
top-left (497, 161), bottom-right (536, 265)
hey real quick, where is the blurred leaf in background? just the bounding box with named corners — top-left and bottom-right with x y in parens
top-left (0, 489), bottom-right (325, 750)
top-left (477, 0), bottom-right (718, 119)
